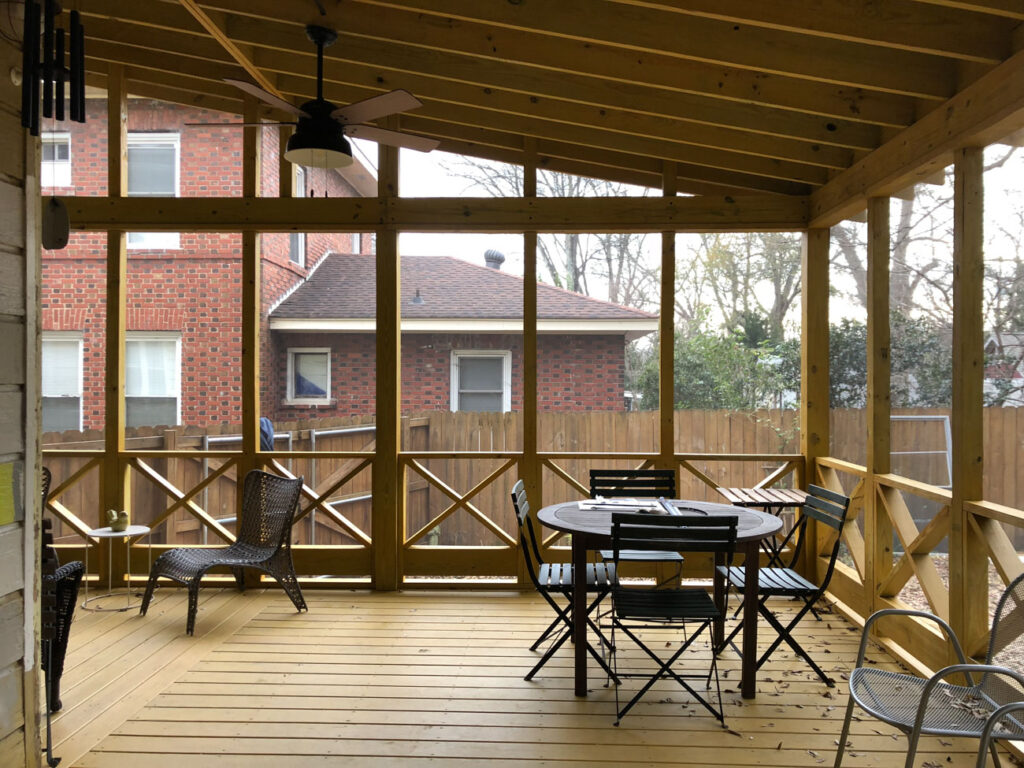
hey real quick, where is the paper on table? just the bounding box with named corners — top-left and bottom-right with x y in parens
top-left (578, 498), bottom-right (662, 512)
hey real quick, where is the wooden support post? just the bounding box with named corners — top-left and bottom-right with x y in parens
top-left (659, 162), bottom-right (676, 471)
top-left (103, 63), bottom-right (129, 588)
top-left (373, 126), bottom-right (401, 590)
top-left (239, 96), bottom-right (261, 585)
top-left (800, 228), bottom-right (830, 573)
top-left (950, 147), bottom-right (987, 657)
top-left (866, 197), bottom-right (893, 616)
top-left (521, 138), bottom-right (539, 588)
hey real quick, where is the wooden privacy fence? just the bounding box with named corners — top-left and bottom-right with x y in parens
top-left (40, 406), bottom-right (1024, 553)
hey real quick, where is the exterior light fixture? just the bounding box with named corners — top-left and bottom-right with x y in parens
top-left (411, 289), bottom-right (424, 305)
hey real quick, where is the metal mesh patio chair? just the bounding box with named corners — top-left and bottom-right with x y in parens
top-left (590, 469), bottom-right (685, 581)
top-left (510, 479), bottom-right (617, 681)
top-left (716, 483), bottom-right (850, 686)
top-left (140, 469), bottom-right (306, 635)
top-left (608, 511), bottom-right (737, 725)
top-left (834, 572), bottom-right (1024, 768)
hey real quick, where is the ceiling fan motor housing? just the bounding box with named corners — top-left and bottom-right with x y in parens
top-left (285, 99), bottom-right (354, 168)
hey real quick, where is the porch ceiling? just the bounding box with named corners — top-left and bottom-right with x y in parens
top-left (70, 1), bottom-right (1024, 226)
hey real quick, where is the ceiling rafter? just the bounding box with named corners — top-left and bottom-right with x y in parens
top-left (197, 0), bottom-right (919, 127)
top-left (349, 0), bottom-right (958, 98)
top-left (178, 0), bottom-right (283, 97)
top-left (608, 0), bottom-right (1011, 63)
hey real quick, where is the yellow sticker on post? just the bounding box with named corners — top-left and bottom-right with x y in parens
top-left (0, 460), bottom-right (24, 525)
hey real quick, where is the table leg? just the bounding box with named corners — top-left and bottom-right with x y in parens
top-left (572, 534), bottom-right (587, 697)
top-left (741, 540), bottom-right (759, 699)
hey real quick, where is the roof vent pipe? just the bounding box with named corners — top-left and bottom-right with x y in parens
top-left (484, 249), bottom-right (505, 270)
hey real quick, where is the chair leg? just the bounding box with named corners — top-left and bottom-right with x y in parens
top-left (524, 624), bottom-right (571, 681)
top-left (757, 601), bottom-right (834, 685)
top-left (230, 567), bottom-right (245, 592)
top-left (833, 697), bottom-right (856, 767)
top-left (186, 579), bottom-right (201, 636)
top-left (139, 571), bottom-right (160, 616)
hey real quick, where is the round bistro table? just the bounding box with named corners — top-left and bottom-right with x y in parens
top-left (536, 498), bottom-right (781, 699)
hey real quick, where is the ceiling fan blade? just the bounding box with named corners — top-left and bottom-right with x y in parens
top-left (331, 89), bottom-right (422, 125)
top-left (343, 124), bottom-right (440, 153)
top-left (224, 78), bottom-right (309, 119)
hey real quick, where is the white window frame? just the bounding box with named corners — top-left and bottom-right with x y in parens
top-left (286, 347), bottom-right (332, 405)
top-left (450, 350), bottom-right (512, 413)
top-left (289, 165), bottom-right (307, 266)
top-left (41, 331), bottom-right (83, 431)
top-left (127, 132), bottom-right (180, 250)
top-left (125, 331), bottom-right (181, 426)
top-left (41, 131), bottom-right (72, 187)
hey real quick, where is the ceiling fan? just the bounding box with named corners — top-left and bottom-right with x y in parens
top-left (220, 24), bottom-right (439, 168)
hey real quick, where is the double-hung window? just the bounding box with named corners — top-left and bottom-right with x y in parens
top-left (450, 351), bottom-right (511, 412)
top-left (127, 133), bottom-right (180, 249)
top-left (41, 132), bottom-right (72, 187)
top-left (289, 166), bottom-right (307, 266)
top-left (287, 348), bottom-right (330, 404)
top-left (41, 333), bottom-right (83, 432)
top-left (125, 333), bottom-right (181, 427)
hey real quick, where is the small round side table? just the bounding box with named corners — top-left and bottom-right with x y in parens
top-left (82, 524), bottom-right (152, 612)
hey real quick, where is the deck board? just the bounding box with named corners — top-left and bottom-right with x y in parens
top-left (50, 588), bottom-right (991, 766)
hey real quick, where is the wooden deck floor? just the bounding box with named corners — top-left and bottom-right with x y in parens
top-left (48, 587), bottom-right (992, 767)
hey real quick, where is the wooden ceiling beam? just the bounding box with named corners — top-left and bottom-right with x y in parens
top-left (83, 21), bottom-right (880, 158)
top-left (403, 117), bottom-right (813, 196)
top-left (810, 47), bottom-right (1024, 226)
top-left (198, 0), bottom-right (917, 128)
top-left (909, 0), bottom-right (1024, 21)
top-left (397, 110), bottom-right (829, 187)
top-left (60, 194), bottom-right (810, 233)
top-left (178, 0), bottom-right (283, 97)
top-left (349, 0), bottom-right (957, 98)
top-left (610, 0), bottom-right (1009, 63)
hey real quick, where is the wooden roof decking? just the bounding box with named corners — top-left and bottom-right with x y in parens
top-left (70, 1), bottom-right (1024, 229)
top-left (52, 587), bottom-right (992, 767)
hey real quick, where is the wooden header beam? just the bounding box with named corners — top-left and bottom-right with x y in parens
top-left (61, 194), bottom-right (809, 233)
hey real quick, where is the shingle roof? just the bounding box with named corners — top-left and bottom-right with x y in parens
top-left (272, 253), bottom-right (657, 323)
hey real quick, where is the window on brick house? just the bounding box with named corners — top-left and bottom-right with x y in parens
top-left (450, 351), bottom-right (511, 412)
top-left (126, 333), bottom-right (180, 427)
top-left (41, 333), bottom-right (83, 432)
top-left (126, 133), bottom-right (180, 250)
top-left (289, 166), bottom-right (306, 266)
top-left (287, 348), bottom-right (331, 403)
top-left (41, 132), bottom-right (71, 187)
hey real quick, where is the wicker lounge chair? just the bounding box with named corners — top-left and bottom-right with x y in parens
top-left (140, 469), bottom-right (306, 635)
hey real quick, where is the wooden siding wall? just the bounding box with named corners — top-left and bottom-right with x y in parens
top-left (0, 16), bottom-right (36, 767)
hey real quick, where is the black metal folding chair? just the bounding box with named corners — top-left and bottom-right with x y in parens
top-left (590, 468), bottom-right (685, 582)
top-left (511, 479), bottom-right (617, 682)
top-left (717, 484), bottom-right (851, 686)
top-left (608, 511), bottom-right (737, 725)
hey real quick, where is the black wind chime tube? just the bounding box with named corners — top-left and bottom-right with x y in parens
top-left (55, 27), bottom-right (64, 121)
top-left (21, 0), bottom-right (40, 133)
top-left (71, 10), bottom-right (84, 123)
top-left (42, 0), bottom-right (55, 119)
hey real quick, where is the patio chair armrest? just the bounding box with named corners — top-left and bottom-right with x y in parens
top-left (978, 700), bottom-right (1024, 759)
top-left (856, 608), bottom-right (967, 668)
top-left (913, 664), bottom-right (1024, 736)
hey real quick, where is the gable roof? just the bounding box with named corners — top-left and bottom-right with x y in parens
top-left (69, 2), bottom-right (1024, 223)
top-left (270, 253), bottom-right (658, 339)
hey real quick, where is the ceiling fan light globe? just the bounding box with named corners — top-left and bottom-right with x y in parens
top-left (284, 123), bottom-right (353, 169)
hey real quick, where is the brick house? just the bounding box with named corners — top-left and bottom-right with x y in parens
top-left (40, 98), bottom-right (371, 433)
top-left (268, 251), bottom-right (658, 418)
top-left (40, 99), bottom-right (655, 433)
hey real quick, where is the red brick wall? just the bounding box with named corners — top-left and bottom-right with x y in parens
top-left (42, 98), bottom-right (361, 429)
top-left (268, 332), bottom-right (626, 419)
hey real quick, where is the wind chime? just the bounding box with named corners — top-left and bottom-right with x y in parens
top-left (21, 0), bottom-right (86, 250)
